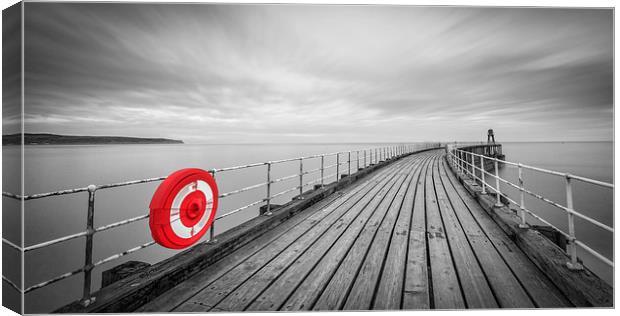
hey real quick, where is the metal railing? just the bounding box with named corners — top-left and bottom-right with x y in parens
top-left (2, 143), bottom-right (440, 306)
top-left (447, 145), bottom-right (613, 270)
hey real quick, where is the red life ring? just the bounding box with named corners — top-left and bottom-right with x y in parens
top-left (149, 168), bottom-right (218, 249)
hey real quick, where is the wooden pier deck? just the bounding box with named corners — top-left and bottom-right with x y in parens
top-left (137, 150), bottom-right (573, 311)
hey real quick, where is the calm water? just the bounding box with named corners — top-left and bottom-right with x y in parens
top-left (1, 141), bottom-right (613, 312)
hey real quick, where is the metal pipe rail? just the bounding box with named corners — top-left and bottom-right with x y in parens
top-left (1, 143), bottom-right (440, 305)
top-left (447, 147), bottom-right (613, 270)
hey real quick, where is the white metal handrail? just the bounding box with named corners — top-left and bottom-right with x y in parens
top-left (1, 142), bottom-right (441, 305)
top-left (447, 146), bottom-right (613, 270)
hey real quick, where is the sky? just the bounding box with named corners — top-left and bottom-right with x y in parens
top-left (5, 3), bottom-right (613, 143)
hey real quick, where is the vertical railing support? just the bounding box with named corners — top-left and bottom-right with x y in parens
top-left (265, 162), bottom-right (273, 216)
top-left (468, 151), bottom-right (473, 177)
top-left (364, 149), bottom-right (367, 168)
top-left (320, 155), bottom-right (325, 187)
top-left (81, 184), bottom-right (97, 306)
top-left (336, 153), bottom-right (340, 182)
top-left (565, 175), bottom-right (583, 270)
top-left (356, 150), bottom-right (360, 171)
top-left (493, 159), bottom-right (503, 207)
top-left (348, 151), bottom-right (351, 177)
top-left (470, 152), bottom-right (475, 177)
top-left (480, 155), bottom-right (487, 194)
top-left (209, 170), bottom-right (217, 243)
top-left (517, 163), bottom-right (527, 228)
top-left (298, 158), bottom-right (304, 198)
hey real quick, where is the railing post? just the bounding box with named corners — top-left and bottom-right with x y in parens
top-left (480, 155), bottom-right (487, 194)
top-left (467, 151), bottom-right (472, 177)
top-left (298, 158), bottom-right (304, 198)
top-left (320, 155), bottom-right (325, 187)
top-left (209, 170), bottom-right (217, 243)
top-left (493, 159), bottom-right (503, 207)
top-left (348, 151), bottom-right (351, 177)
top-left (565, 175), bottom-right (583, 270)
top-left (364, 149), bottom-right (367, 168)
top-left (81, 184), bottom-right (97, 306)
top-left (336, 153), bottom-right (340, 182)
top-left (265, 162), bottom-right (273, 216)
top-left (517, 163), bottom-right (527, 228)
top-left (471, 152), bottom-right (475, 177)
top-left (356, 150), bottom-right (360, 171)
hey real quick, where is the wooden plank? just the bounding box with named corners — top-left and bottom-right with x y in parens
top-left (251, 156), bottom-right (424, 311)
top-left (371, 155), bottom-right (429, 310)
top-left (447, 158), bottom-right (612, 307)
top-left (425, 156), bottom-right (465, 309)
top-left (440, 159), bottom-right (571, 307)
top-left (214, 158), bottom-right (421, 311)
top-left (311, 158), bottom-right (418, 310)
top-left (432, 158), bottom-right (498, 308)
top-left (402, 157), bottom-right (432, 309)
top-left (176, 157), bottom-right (415, 312)
top-left (343, 156), bottom-right (422, 310)
top-left (436, 158), bottom-right (534, 308)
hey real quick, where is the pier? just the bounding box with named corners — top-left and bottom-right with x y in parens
top-left (2, 143), bottom-right (613, 313)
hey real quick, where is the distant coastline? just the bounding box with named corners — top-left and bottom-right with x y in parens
top-left (2, 133), bottom-right (184, 145)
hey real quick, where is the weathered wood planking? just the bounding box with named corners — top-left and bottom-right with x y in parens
top-left (312, 159), bottom-right (417, 310)
top-left (440, 158), bottom-right (571, 308)
top-left (437, 159), bottom-right (535, 308)
top-left (175, 157), bottom-right (416, 312)
top-left (402, 157), bottom-right (432, 309)
top-left (252, 157), bottom-right (424, 311)
top-left (213, 159), bottom-right (421, 311)
top-left (372, 155), bottom-right (430, 310)
top-left (433, 159), bottom-right (498, 308)
top-left (342, 157), bottom-right (421, 310)
top-left (425, 156), bottom-right (465, 309)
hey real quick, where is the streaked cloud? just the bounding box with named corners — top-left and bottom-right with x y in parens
top-left (18, 4), bottom-right (612, 142)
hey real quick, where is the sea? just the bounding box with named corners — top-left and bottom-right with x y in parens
top-left (1, 141), bottom-right (613, 312)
